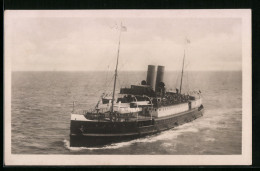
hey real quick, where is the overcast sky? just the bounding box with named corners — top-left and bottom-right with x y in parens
top-left (5, 10), bottom-right (242, 71)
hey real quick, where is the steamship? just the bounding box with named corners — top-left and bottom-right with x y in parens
top-left (70, 24), bottom-right (204, 147)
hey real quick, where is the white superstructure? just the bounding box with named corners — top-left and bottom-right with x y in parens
top-left (149, 98), bottom-right (202, 118)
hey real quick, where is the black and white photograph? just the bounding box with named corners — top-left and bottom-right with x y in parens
top-left (4, 10), bottom-right (251, 165)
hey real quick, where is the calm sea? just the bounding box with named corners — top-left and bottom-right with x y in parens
top-left (11, 71), bottom-right (242, 154)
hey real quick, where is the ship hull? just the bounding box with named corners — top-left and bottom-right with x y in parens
top-left (70, 106), bottom-right (204, 147)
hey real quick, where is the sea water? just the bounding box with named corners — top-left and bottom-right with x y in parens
top-left (11, 71), bottom-right (242, 154)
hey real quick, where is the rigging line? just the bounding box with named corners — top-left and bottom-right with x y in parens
top-left (175, 61), bottom-right (182, 89)
top-left (181, 62), bottom-right (187, 93)
top-left (99, 74), bottom-right (113, 95)
top-left (117, 76), bottom-right (122, 89)
top-left (104, 68), bottom-right (113, 89)
top-left (174, 50), bottom-right (182, 89)
top-left (120, 53), bottom-right (132, 85)
top-left (116, 51), bottom-right (129, 87)
top-left (103, 75), bottom-right (115, 93)
top-left (103, 65), bottom-right (110, 90)
top-left (103, 52), bottom-right (117, 88)
top-left (118, 70), bottom-right (126, 88)
top-left (122, 54), bottom-right (130, 79)
top-left (117, 62), bottom-right (125, 85)
top-left (186, 57), bottom-right (191, 92)
top-left (191, 70), bottom-right (198, 91)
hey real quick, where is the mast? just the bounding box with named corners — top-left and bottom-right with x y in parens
top-left (111, 22), bottom-right (122, 112)
top-left (179, 49), bottom-right (185, 94)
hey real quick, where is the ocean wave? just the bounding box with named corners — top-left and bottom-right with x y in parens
top-left (63, 139), bottom-right (136, 151)
top-left (12, 71), bottom-right (242, 154)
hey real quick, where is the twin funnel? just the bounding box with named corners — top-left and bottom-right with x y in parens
top-left (146, 65), bottom-right (165, 91)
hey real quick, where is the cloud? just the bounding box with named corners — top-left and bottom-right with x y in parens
top-left (5, 13), bottom-right (242, 71)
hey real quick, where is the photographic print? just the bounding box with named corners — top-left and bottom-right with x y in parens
top-left (4, 10), bottom-right (251, 165)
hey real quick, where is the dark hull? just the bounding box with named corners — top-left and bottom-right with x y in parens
top-left (70, 106), bottom-right (204, 147)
